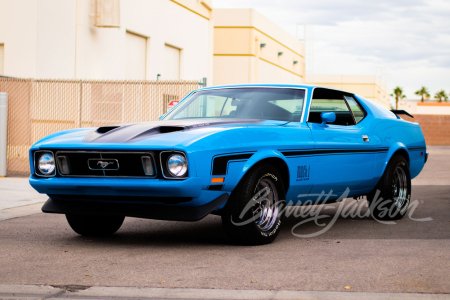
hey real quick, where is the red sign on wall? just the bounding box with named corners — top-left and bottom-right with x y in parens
top-left (167, 100), bottom-right (180, 111)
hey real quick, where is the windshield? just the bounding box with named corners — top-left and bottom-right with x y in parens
top-left (163, 88), bottom-right (306, 122)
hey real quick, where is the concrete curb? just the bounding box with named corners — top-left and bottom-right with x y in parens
top-left (0, 284), bottom-right (449, 300)
top-left (412, 180), bottom-right (450, 185)
top-left (0, 202), bottom-right (43, 221)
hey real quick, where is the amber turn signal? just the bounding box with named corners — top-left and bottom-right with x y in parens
top-left (211, 177), bottom-right (224, 183)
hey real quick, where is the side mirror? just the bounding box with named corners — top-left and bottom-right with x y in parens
top-left (319, 112), bottom-right (336, 127)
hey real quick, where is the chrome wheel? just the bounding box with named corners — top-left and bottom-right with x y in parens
top-left (251, 178), bottom-right (280, 231)
top-left (392, 164), bottom-right (408, 210)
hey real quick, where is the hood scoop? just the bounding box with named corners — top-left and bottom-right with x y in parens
top-left (127, 126), bottom-right (185, 142)
top-left (159, 126), bottom-right (185, 134)
top-left (97, 126), bottom-right (120, 134)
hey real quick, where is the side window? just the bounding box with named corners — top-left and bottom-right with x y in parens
top-left (308, 88), bottom-right (355, 126)
top-left (344, 96), bottom-right (366, 123)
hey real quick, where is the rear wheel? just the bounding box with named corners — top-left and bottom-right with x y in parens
top-left (367, 155), bottom-right (411, 221)
top-left (222, 165), bottom-right (286, 245)
top-left (66, 214), bottom-right (125, 236)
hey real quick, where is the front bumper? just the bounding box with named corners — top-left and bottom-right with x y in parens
top-left (42, 193), bottom-right (229, 221)
top-left (30, 175), bottom-right (230, 221)
top-left (29, 175), bottom-right (203, 198)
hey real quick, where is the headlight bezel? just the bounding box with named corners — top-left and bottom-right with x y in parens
top-left (160, 151), bottom-right (189, 179)
top-left (34, 151), bottom-right (56, 177)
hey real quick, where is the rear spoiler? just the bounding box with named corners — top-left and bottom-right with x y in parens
top-left (391, 110), bottom-right (414, 118)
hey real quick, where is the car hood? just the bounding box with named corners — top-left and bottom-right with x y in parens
top-left (34, 119), bottom-right (289, 150)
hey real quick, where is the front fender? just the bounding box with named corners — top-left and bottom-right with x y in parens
top-left (224, 150), bottom-right (289, 192)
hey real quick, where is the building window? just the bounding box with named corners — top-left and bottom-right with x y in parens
top-left (164, 45), bottom-right (180, 80)
top-left (125, 31), bottom-right (147, 80)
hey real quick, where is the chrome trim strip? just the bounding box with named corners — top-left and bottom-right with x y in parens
top-left (33, 151), bottom-right (57, 177)
top-left (305, 86), bottom-right (317, 123)
top-left (159, 150), bottom-right (189, 180)
top-left (54, 151), bottom-right (157, 178)
top-left (300, 88), bottom-right (309, 123)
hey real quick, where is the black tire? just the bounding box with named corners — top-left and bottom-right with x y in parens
top-left (66, 214), bottom-right (125, 236)
top-left (222, 164), bottom-right (286, 245)
top-left (367, 155), bottom-right (411, 221)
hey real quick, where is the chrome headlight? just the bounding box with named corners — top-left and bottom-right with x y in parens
top-left (167, 154), bottom-right (187, 177)
top-left (38, 153), bottom-right (55, 175)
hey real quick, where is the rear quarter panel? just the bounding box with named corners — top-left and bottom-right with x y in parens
top-left (355, 95), bottom-right (426, 180)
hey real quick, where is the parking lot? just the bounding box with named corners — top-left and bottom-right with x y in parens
top-left (0, 146), bottom-right (449, 298)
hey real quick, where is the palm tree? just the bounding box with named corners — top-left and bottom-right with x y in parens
top-left (434, 90), bottom-right (448, 102)
top-left (391, 87), bottom-right (406, 110)
top-left (415, 87), bottom-right (430, 102)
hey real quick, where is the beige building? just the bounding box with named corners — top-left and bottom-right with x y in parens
top-left (213, 9), bottom-right (305, 86)
top-left (398, 100), bottom-right (450, 115)
top-left (0, 0), bottom-right (213, 81)
top-left (306, 74), bottom-right (390, 109)
top-left (0, 1), bottom-right (392, 108)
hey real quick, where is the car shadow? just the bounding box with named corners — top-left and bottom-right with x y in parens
top-left (54, 186), bottom-right (449, 247)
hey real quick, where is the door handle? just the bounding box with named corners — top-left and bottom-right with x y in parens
top-left (362, 135), bottom-right (369, 142)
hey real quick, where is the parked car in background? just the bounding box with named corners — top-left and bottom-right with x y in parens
top-left (29, 84), bottom-right (427, 245)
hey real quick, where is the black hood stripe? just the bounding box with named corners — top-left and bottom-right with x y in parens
top-left (84, 119), bottom-right (264, 143)
top-left (211, 152), bottom-right (256, 176)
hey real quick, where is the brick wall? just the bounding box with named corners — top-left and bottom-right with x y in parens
top-left (401, 114), bottom-right (450, 145)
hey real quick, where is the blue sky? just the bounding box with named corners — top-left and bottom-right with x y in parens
top-left (212, 0), bottom-right (450, 102)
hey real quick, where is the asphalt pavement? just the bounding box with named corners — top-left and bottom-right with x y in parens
top-left (0, 146), bottom-right (449, 299)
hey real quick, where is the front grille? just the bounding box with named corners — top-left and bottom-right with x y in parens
top-left (55, 151), bottom-right (156, 178)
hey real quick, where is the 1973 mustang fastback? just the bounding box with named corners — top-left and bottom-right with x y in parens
top-left (29, 84), bottom-right (427, 244)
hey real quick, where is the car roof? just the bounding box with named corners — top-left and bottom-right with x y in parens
top-left (196, 84), bottom-right (355, 95)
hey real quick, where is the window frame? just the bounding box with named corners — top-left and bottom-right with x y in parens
top-left (308, 88), bottom-right (367, 126)
top-left (163, 86), bottom-right (308, 122)
top-left (344, 95), bottom-right (367, 124)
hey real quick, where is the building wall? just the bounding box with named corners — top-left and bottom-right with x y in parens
top-left (401, 114), bottom-right (450, 145)
top-left (306, 74), bottom-right (390, 109)
top-left (0, 0), bottom-right (213, 82)
top-left (0, 0), bottom-right (38, 78)
top-left (398, 101), bottom-right (450, 115)
top-left (213, 9), bottom-right (305, 86)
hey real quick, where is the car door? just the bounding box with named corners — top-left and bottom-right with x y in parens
top-left (307, 88), bottom-right (376, 196)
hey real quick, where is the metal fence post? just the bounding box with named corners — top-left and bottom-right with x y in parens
top-left (199, 77), bottom-right (207, 88)
top-left (0, 92), bottom-right (7, 176)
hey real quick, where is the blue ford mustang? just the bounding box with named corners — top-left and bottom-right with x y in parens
top-left (29, 84), bottom-right (427, 244)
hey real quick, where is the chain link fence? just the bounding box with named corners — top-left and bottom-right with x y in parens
top-left (0, 77), bottom-right (201, 175)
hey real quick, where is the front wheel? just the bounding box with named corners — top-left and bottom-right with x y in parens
top-left (367, 155), bottom-right (411, 221)
top-left (222, 165), bottom-right (286, 245)
top-left (66, 214), bottom-right (125, 236)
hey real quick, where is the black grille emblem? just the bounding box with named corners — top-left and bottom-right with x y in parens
top-left (88, 159), bottom-right (119, 170)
